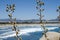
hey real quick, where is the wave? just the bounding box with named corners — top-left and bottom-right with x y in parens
top-left (0, 27), bottom-right (58, 39)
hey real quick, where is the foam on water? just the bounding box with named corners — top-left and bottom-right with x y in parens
top-left (0, 27), bottom-right (58, 39)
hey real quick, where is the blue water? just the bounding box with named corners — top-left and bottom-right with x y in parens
top-left (0, 26), bottom-right (60, 40)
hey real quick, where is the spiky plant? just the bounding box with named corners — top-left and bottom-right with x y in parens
top-left (36, 0), bottom-right (44, 23)
top-left (6, 4), bottom-right (22, 40)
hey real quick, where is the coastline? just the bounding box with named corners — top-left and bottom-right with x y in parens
top-left (40, 32), bottom-right (60, 40)
top-left (0, 23), bottom-right (60, 27)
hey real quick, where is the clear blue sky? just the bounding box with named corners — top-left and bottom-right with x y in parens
top-left (0, 0), bottom-right (60, 20)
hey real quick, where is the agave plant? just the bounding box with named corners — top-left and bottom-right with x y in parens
top-left (57, 6), bottom-right (60, 21)
top-left (57, 6), bottom-right (60, 13)
top-left (36, 0), bottom-right (44, 23)
top-left (6, 4), bottom-right (15, 13)
top-left (6, 4), bottom-right (22, 40)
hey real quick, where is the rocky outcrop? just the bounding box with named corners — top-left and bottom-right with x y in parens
top-left (40, 32), bottom-right (60, 40)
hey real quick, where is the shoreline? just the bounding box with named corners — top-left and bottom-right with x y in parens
top-left (40, 32), bottom-right (60, 40)
top-left (0, 24), bottom-right (60, 27)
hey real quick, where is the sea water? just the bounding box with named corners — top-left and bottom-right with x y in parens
top-left (0, 25), bottom-right (59, 40)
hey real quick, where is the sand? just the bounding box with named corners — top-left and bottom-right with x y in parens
top-left (40, 32), bottom-right (60, 40)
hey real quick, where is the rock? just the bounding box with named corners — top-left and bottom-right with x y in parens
top-left (40, 32), bottom-right (60, 40)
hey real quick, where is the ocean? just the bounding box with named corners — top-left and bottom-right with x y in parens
top-left (0, 25), bottom-right (59, 40)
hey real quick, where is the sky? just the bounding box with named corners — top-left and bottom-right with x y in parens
top-left (0, 0), bottom-right (60, 20)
